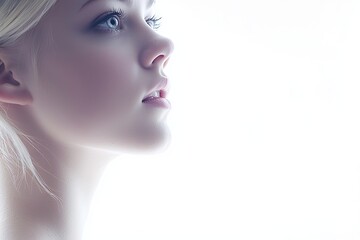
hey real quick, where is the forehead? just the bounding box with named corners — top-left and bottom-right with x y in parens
top-left (43, 0), bottom-right (157, 26)
top-left (30, 0), bottom-right (158, 47)
top-left (80, 0), bottom-right (156, 9)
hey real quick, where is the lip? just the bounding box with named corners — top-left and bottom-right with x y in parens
top-left (142, 78), bottom-right (169, 102)
top-left (142, 97), bottom-right (171, 109)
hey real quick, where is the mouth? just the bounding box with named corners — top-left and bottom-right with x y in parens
top-left (142, 78), bottom-right (169, 102)
top-left (142, 87), bottom-right (171, 109)
top-left (142, 89), bottom-right (168, 102)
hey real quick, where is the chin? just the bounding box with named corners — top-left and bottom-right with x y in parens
top-left (86, 123), bottom-right (172, 155)
top-left (134, 127), bottom-right (172, 154)
top-left (102, 125), bottom-right (172, 155)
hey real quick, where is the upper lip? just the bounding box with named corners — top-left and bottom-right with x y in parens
top-left (142, 78), bottom-right (169, 101)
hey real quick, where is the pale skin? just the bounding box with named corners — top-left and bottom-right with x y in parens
top-left (0, 0), bottom-right (174, 239)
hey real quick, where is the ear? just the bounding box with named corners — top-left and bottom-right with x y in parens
top-left (0, 59), bottom-right (33, 106)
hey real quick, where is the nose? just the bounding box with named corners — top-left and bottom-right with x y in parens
top-left (139, 34), bottom-right (174, 72)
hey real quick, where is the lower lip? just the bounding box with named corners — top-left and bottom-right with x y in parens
top-left (142, 97), bottom-right (171, 109)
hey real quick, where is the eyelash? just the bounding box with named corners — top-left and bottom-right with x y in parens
top-left (91, 7), bottom-right (162, 34)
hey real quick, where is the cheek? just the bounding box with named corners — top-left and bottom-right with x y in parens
top-left (73, 50), bottom-right (138, 108)
top-left (34, 44), bottom-right (141, 141)
top-left (77, 52), bottom-right (141, 124)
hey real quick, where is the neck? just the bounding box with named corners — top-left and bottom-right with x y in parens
top-left (1, 136), bottom-right (119, 240)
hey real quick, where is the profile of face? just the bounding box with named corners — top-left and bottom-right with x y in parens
top-left (9, 0), bottom-right (174, 154)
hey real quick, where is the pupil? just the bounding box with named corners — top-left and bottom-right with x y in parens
top-left (109, 18), bottom-right (117, 27)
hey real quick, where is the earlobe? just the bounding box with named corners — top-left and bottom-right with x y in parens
top-left (0, 60), bottom-right (33, 106)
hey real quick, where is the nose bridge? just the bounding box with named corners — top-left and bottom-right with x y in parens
top-left (139, 30), bottom-right (174, 70)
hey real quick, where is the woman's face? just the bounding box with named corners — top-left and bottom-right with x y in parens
top-left (27, 0), bottom-right (174, 153)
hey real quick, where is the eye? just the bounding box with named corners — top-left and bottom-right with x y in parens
top-left (146, 15), bottom-right (162, 30)
top-left (91, 9), bottom-right (124, 33)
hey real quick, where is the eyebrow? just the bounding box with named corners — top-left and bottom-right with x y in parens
top-left (80, 0), bottom-right (155, 11)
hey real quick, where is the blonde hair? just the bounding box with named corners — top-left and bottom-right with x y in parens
top-left (0, 0), bottom-right (58, 198)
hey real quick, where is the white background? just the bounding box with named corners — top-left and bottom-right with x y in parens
top-left (84, 0), bottom-right (360, 239)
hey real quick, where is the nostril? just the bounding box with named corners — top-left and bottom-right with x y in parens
top-left (152, 54), bottom-right (165, 66)
top-left (2, 71), bottom-right (20, 86)
top-left (140, 36), bottom-right (174, 69)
